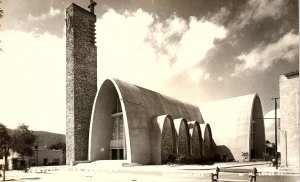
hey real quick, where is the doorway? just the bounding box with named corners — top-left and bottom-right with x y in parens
top-left (111, 149), bottom-right (124, 160)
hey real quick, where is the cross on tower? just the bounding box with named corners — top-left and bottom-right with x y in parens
top-left (88, 0), bottom-right (97, 14)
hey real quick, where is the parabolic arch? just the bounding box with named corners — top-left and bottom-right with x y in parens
top-left (199, 93), bottom-right (265, 161)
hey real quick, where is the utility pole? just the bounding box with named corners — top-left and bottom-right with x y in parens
top-left (272, 97), bottom-right (279, 169)
top-left (35, 140), bottom-right (39, 166)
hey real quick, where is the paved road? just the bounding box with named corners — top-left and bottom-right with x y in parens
top-left (2, 162), bottom-right (299, 182)
top-left (2, 170), bottom-right (300, 182)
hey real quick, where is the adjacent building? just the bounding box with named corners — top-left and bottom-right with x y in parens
top-left (3, 149), bottom-right (64, 170)
top-left (279, 71), bottom-right (300, 167)
top-left (200, 94), bottom-right (266, 162)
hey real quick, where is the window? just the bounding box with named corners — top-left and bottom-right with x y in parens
top-left (112, 116), bottom-right (124, 140)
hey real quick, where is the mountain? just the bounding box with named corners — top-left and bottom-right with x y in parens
top-left (33, 131), bottom-right (65, 149)
top-left (7, 128), bottom-right (65, 149)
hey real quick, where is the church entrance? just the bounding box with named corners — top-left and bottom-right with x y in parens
top-left (111, 149), bottom-right (124, 160)
top-left (89, 80), bottom-right (131, 162)
top-left (250, 120), bottom-right (256, 159)
top-left (110, 100), bottom-right (126, 160)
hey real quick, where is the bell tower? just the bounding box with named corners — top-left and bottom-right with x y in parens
top-left (66, 2), bottom-right (97, 165)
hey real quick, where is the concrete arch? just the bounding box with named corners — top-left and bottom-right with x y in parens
top-left (88, 79), bottom-right (131, 162)
top-left (151, 115), bottom-right (176, 164)
top-left (89, 79), bottom-right (203, 164)
top-left (188, 121), bottom-right (203, 160)
top-left (174, 118), bottom-right (191, 157)
top-left (199, 93), bottom-right (265, 161)
top-left (200, 123), bottom-right (213, 160)
top-left (250, 95), bottom-right (265, 159)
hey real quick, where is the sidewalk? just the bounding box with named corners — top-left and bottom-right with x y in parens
top-left (27, 161), bottom-right (267, 173)
top-left (1, 162), bottom-right (300, 182)
top-left (27, 161), bottom-right (299, 175)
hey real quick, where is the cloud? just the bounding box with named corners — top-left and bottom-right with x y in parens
top-left (175, 18), bottom-right (227, 73)
top-left (48, 7), bottom-right (62, 17)
top-left (186, 68), bottom-right (210, 84)
top-left (251, 0), bottom-right (285, 21)
top-left (147, 14), bottom-right (188, 64)
top-left (97, 9), bottom-right (227, 88)
top-left (28, 7), bottom-right (62, 21)
top-left (0, 8), bottom-right (227, 133)
top-left (96, 9), bottom-right (161, 88)
top-left (210, 7), bottom-right (230, 25)
top-left (0, 30), bottom-right (66, 134)
top-left (231, 0), bottom-right (286, 30)
top-left (232, 31), bottom-right (299, 76)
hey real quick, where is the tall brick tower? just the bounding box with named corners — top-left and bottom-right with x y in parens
top-left (66, 2), bottom-right (97, 165)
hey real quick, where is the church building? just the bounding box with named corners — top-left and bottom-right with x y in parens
top-left (65, 3), bottom-right (266, 165)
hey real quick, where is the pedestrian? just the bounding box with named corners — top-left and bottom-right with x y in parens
top-left (272, 158), bottom-right (277, 167)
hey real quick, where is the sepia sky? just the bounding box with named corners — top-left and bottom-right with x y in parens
top-left (0, 0), bottom-right (298, 134)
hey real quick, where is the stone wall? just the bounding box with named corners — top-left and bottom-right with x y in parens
top-left (174, 119), bottom-right (190, 157)
top-left (66, 3), bottom-right (97, 165)
top-left (279, 73), bottom-right (299, 167)
top-left (189, 122), bottom-right (202, 160)
top-left (160, 116), bottom-right (176, 164)
top-left (201, 123), bottom-right (213, 160)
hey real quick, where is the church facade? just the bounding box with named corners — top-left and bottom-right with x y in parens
top-left (88, 78), bottom-right (212, 164)
top-left (65, 3), bottom-right (266, 165)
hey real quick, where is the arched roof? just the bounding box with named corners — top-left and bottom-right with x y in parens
top-left (199, 93), bottom-right (265, 161)
top-left (89, 78), bottom-right (203, 164)
top-left (113, 79), bottom-right (203, 122)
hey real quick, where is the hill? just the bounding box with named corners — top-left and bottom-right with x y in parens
top-left (33, 130), bottom-right (65, 149)
top-left (7, 128), bottom-right (65, 149)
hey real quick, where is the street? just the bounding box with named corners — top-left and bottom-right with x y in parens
top-left (1, 163), bottom-right (299, 182)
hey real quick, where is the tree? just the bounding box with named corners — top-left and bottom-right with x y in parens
top-left (47, 142), bottom-right (66, 153)
top-left (0, 0), bottom-right (3, 51)
top-left (0, 123), bottom-right (10, 149)
top-left (0, 123), bottom-right (10, 170)
top-left (0, 1), bottom-right (3, 20)
top-left (48, 142), bottom-right (66, 164)
top-left (11, 124), bottom-right (37, 157)
top-left (241, 152), bottom-right (249, 162)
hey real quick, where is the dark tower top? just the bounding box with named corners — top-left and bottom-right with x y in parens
top-left (88, 0), bottom-right (97, 14)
